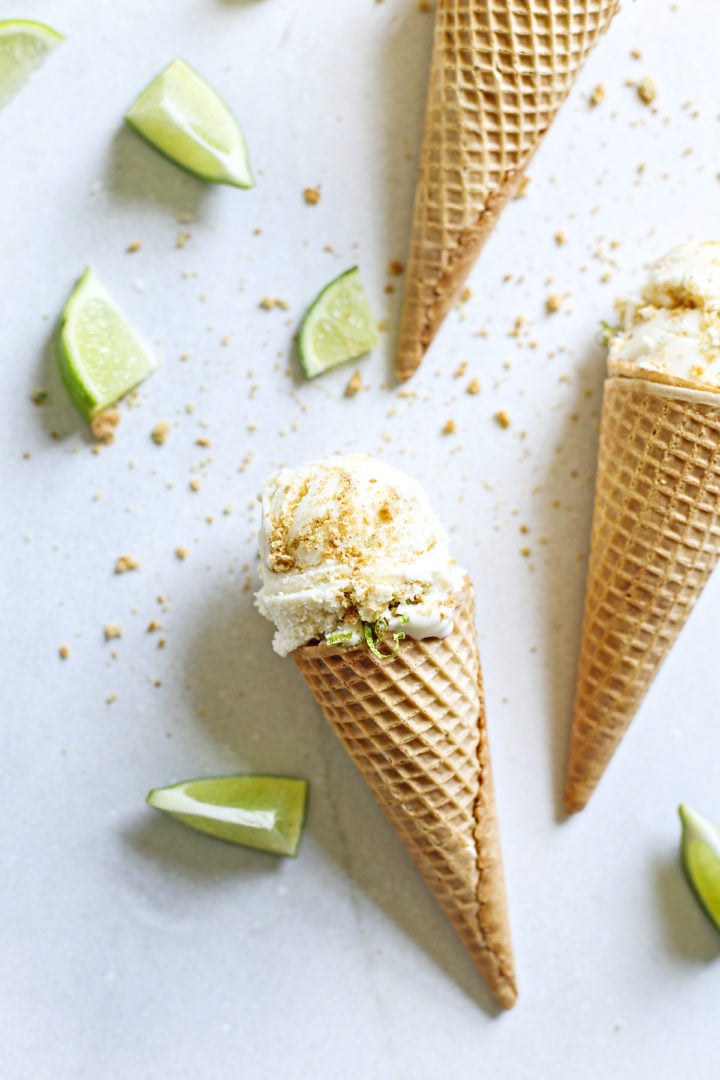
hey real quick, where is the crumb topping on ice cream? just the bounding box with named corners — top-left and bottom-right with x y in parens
top-left (255, 454), bottom-right (465, 656)
top-left (608, 241), bottom-right (720, 388)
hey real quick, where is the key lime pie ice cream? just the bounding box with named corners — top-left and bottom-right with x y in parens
top-left (566, 242), bottom-right (720, 813)
top-left (607, 241), bottom-right (720, 388)
top-left (254, 453), bottom-right (517, 1009)
top-left (255, 453), bottom-right (465, 656)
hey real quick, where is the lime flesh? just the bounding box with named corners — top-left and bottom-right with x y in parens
top-left (298, 266), bottom-right (379, 378)
top-left (0, 19), bottom-right (63, 110)
top-left (146, 775), bottom-right (309, 857)
top-left (679, 804), bottom-right (720, 934)
top-left (57, 268), bottom-right (157, 418)
top-left (125, 59), bottom-right (253, 188)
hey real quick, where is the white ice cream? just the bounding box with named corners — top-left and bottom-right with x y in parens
top-left (255, 454), bottom-right (466, 656)
top-left (608, 241), bottom-right (720, 388)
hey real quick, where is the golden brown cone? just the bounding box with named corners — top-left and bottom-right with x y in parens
top-left (293, 580), bottom-right (517, 1009)
top-left (396, 0), bottom-right (620, 381)
top-left (565, 375), bottom-right (720, 813)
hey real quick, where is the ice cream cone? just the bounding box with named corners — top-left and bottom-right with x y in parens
top-left (293, 579), bottom-right (517, 1009)
top-left (565, 373), bottom-right (720, 813)
top-left (396, 0), bottom-right (620, 381)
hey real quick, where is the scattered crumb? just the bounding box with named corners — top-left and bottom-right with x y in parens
top-left (495, 410), bottom-right (511, 429)
top-left (115, 555), bottom-right (140, 574)
top-left (90, 409), bottom-right (121, 445)
top-left (106, 694), bottom-right (117, 705)
top-left (126, 241), bottom-right (142, 254)
top-left (388, 260), bottom-right (404, 276)
top-left (345, 371), bottom-right (363, 397)
top-left (554, 231), bottom-right (566, 246)
top-left (176, 231), bottom-right (192, 249)
top-left (151, 421), bottom-right (170, 445)
top-left (195, 437), bottom-right (211, 448)
top-left (589, 84), bottom-right (605, 107)
top-left (30, 388), bottom-right (49, 406)
top-left (442, 419), bottom-right (457, 435)
top-left (514, 176), bottom-right (531, 198)
top-left (59, 646), bottom-right (70, 660)
top-left (418, 1), bottom-right (432, 10)
top-left (459, 287), bottom-right (473, 303)
top-left (630, 47), bottom-right (642, 60)
top-left (637, 76), bottom-right (657, 105)
top-left (175, 546), bottom-right (189, 560)
top-left (466, 377), bottom-right (481, 395)
top-left (104, 624), bottom-right (123, 641)
top-left (453, 361), bottom-right (468, 378)
top-left (303, 187), bottom-right (321, 205)
top-left (147, 620), bottom-right (162, 633)
top-left (189, 478), bottom-right (201, 492)
top-left (520, 547), bottom-right (531, 558)
top-left (259, 297), bottom-right (290, 311)
top-left (546, 294), bottom-right (563, 314)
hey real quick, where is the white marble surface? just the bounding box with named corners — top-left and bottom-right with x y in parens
top-left (3, 1), bottom-right (720, 1076)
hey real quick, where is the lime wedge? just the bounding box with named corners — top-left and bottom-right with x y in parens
top-left (679, 803), bottom-right (720, 934)
top-left (298, 267), bottom-right (380, 378)
top-left (0, 19), bottom-right (63, 110)
top-left (146, 775), bottom-right (309, 857)
top-left (57, 268), bottom-right (157, 418)
top-left (124, 59), bottom-right (253, 189)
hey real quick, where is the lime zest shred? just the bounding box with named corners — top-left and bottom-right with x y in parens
top-left (363, 617), bottom-right (405, 660)
top-left (326, 630), bottom-right (354, 646)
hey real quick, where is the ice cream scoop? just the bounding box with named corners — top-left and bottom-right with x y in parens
top-left (255, 454), bottom-right (465, 656)
top-left (608, 242), bottom-right (720, 388)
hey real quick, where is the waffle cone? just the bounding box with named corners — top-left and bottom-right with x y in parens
top-left (293, 580), bottom-right (517, 1009)
top-left (396, 0), bottom-right (620, 380)
top-left (566, 375), bottom-right (720, 813)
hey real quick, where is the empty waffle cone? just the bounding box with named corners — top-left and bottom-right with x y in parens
top-left (565, 373), bottom-right (720, 813)
top-left (293, 580), bottom-right (517, 1009)
top-left (396, 0), bottom-right (620, 381)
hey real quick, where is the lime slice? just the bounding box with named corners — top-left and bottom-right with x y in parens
top-left (124, 59), bottom-right (253, 189)
top-left (298, 267), bottom-right (380, 378)
top-left (0, 19), bottom-right (63, 110)
top-left (679, 803), bottom-right (720, 934)
top-left (146, 775), bottom-right (309, 857)
top-left (57, 268), bottom-right (157, 418)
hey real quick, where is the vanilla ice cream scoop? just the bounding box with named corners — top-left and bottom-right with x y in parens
top-left (255, 454), bottom-right (465, 656)
top-left (608, 241), bottom-right (720, 388)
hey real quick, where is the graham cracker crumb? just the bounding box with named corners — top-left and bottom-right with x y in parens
top-left (459, 287), bottom-right (473, 303)
top-left (126, 240), bottom-right (142, 254)
top-left (175, 546), bottom-right (189, 560)
top-left (466, 377), bottom-right (481, 395)
top-left (259, 297), bottom-right (290, 311)
top-left (147, 620), bottom-right (162, 633)
top-left (546, 294), bottom-right (562, 314)
top-left (195, 437), bottom-right (211, 448)
top-left (637, 76), bottom-right (657, 105)
top-left (589, 84), bottom-right (605, 107)
top-left (303, 187), bottom-right (321, 205)
top-left (151, 421), bottom-right (170, 445)
top-left (453, 361), bottom-right (468, 378)
top-left (59, 645), bottom-right (70, 660)
top-left (90, 409), bottom-right (121, 445)
top-left (345, 371), bottom-right (363, 397)
top-left (630, 47), bottom-right (642, 60)
top-left (388, 260), bottom-right (404, 276)
top-left (495, 410), bottom-right (511, 429)
top-left (104, 624), bottom-right (123, 641)
top-left (515, 176), bottom-right (531, 199)
top-left (189, 478), bottom-right (201, 492)
top-left (442, 419), bottom-right (457, 435)
top-left (554, 230), bottom-right (566, 246)
top-left (115, 555), bottom-right (140, 574)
